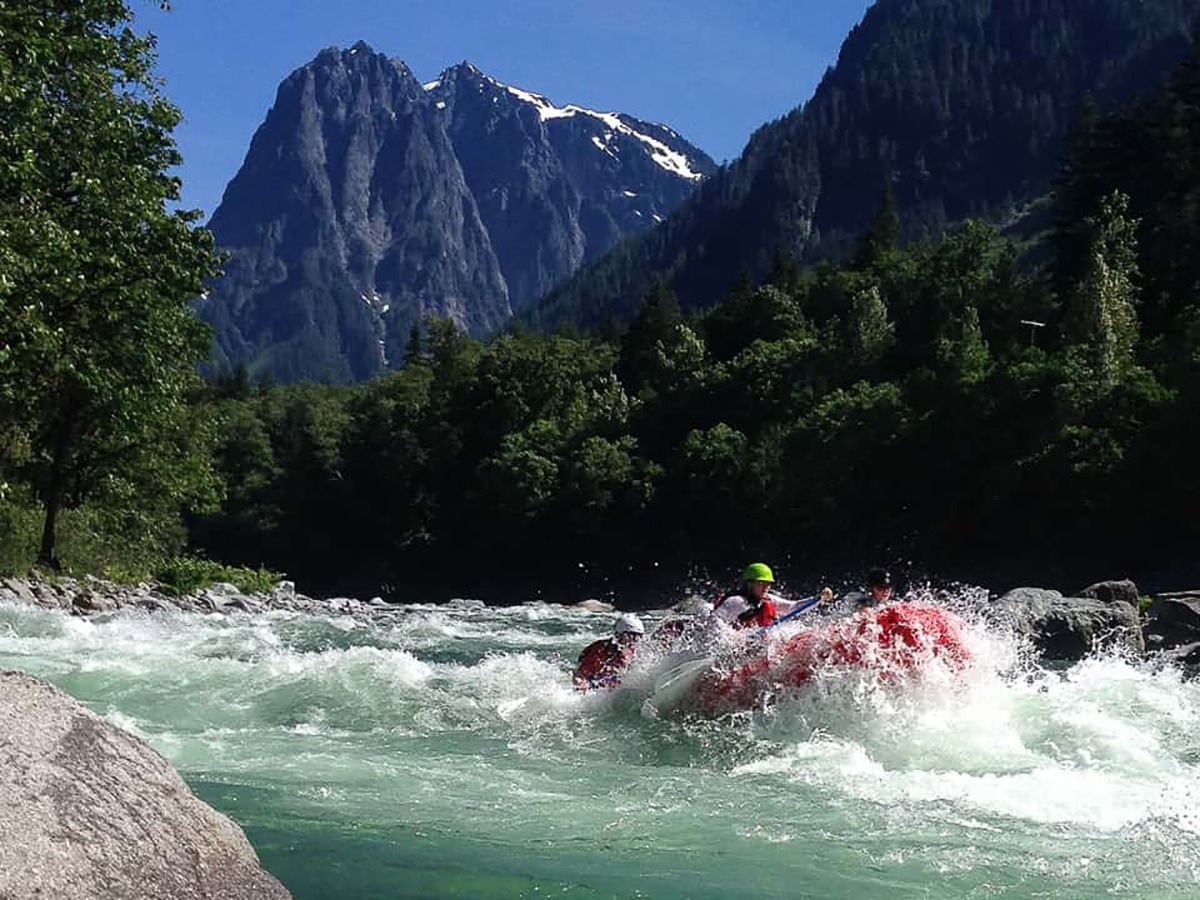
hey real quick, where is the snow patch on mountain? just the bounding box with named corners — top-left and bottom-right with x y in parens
top-left (489, 78), bottom-right (704, 181)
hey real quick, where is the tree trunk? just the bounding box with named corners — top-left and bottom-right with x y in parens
top-left (38, 491), bottom-right (60, 571)
top-left (38, 398), bottom-right (76, 573)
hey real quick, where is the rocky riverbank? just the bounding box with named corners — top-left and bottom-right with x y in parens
top-left (0, 574), bottom-right (386, 618)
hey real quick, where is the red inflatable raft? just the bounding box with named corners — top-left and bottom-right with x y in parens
top-left (693, 604), bottom-right (971, 714)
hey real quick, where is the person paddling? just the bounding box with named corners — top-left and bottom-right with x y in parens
top-left (860, 567), bottom-right (895, 608)
top-left (818, 567), bottom-right (895, 615)
top-left (573, 613), bottom-right (644, 691)
top-left (714, 564), bottom-right (828, 629)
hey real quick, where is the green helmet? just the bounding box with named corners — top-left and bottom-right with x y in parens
top-left (742, 563), bottom-right (775, 583)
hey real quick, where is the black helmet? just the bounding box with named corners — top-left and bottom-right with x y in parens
top-left (867, 567), bottom-right (892, 588)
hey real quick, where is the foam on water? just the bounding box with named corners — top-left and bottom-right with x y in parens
top-left (2, 595), bottom-right (1199, 898)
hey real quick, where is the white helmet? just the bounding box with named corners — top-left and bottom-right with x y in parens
top-left (614, 613), bottom-right (645, 636)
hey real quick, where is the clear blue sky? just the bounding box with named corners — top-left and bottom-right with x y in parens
top-left (133, 1), bottom-right (873, 219)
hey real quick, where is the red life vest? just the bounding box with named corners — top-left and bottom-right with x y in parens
top-left (736, 597), bottom-right (778, 629)
top-left (573, 638), bottom-right (635, 690)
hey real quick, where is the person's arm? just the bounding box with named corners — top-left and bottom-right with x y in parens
top-left (713, 596), bottom-right (747, 624)
top-left (573, 642), bottom-right (599, 690)
top-left (773, 588), bottom-right (835, 617)
top-left (817, 587), bottom-right (839, 616)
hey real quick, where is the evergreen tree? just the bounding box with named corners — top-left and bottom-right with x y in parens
top-left (1067, 191), bottom-right (1141, 392)
top-left (854, 181), bottom-right (901, 269)
top-left (617, 282), bottom-right (705, 398)
top-left (936, 305), bottom-right (993, 386)
top-left (404, 322), bottom-right (425, 366)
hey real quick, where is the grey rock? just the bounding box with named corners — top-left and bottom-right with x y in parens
top-left (32, 582), bottom-right (62, 609)
top-left (326, 597), bottom-right (357, 614)
top-left (205, 582), bottom-right (248, 600)
top-left (0, 672), bottom-right (291, 900)
top-left (1156, 590), bottom-right (1200, 601)
top-left (192, 594), bottom-right (220, 612)
top-left (197, 582), bottom-right (254, 612)
top-left (273, 580), bottom-right (296, 600)
top-left (71, 589), bottom-right (119, 614)
top-left (1078, 579), bottom-right (1141, 609)
top-left (993, 587), bottom-right (1144, 661)
top-left (1143, 595), bottom-right (1200, 651)
top-left (223, 597), bottom-right (261, 614)
top-left (576, 599), bottom-right (616, 613)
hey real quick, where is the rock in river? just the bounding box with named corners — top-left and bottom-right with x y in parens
top-left (1143, 591), bottom-right (1200, 651)
top-left (992, 587), bottom-right (1144, 661)
top-left (0, 671), bottom-right (291, 900)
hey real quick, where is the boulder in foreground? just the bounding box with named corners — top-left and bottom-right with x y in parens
top-left (0, 671), bottom-right (291, 900)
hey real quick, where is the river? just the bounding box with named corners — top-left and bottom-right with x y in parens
top-left (1, 592), bottom-right (1198, 899)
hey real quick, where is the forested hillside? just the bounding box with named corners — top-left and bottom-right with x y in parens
top-left (166, 43), bottom-right (1200, 597)
top-left (527, 0), bottom-right (1200, 331)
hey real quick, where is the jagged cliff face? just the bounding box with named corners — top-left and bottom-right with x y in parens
top-left (198, 43), bottom-right (714, 383)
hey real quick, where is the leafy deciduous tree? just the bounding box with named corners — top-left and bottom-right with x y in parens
top-left (0, 1), bottom-right (222, 566)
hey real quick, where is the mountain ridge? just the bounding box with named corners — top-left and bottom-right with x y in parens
top-left (197, 43), bottom-right (714, 383)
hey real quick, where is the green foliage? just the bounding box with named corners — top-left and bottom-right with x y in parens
top-left (0, 0), bottom-right (223, 568)
top-left (1066, 191), bottom-right (1141, 392)
top-left (0, 490), bottom-right (190, 581)
top-left (843, 283), bottom-right (895, 369)
top-left (150, 557), bottom-right (282, 598)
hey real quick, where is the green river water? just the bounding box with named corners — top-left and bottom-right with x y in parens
top-left (1, 593), bottom-right (1198, 899)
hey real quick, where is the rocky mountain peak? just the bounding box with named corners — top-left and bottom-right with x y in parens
top-left (199, 45), bottom-right (714, 383)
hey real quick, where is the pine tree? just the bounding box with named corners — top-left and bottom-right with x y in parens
top-left (404, 322), bottom-right (425, 366)
top-left (854, 181), bottom-right (901, 269)
top-left (1067, 191), bottom-right (1141, 393)
top-left (936, 305), bottom-right (992, 385)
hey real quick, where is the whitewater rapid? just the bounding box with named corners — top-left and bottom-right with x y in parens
top-left (1, 594), bottom-right (1197, 899)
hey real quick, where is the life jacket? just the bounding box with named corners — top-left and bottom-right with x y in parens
top-left (736, 597), bottom-right (778, 629)
top-left (573, 638), bottom-right (635, 691)
top-left (713, 588), bottom-right (751, 622)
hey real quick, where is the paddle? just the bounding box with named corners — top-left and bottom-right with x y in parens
top-left (764, 592), bottom-right (826, 629)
